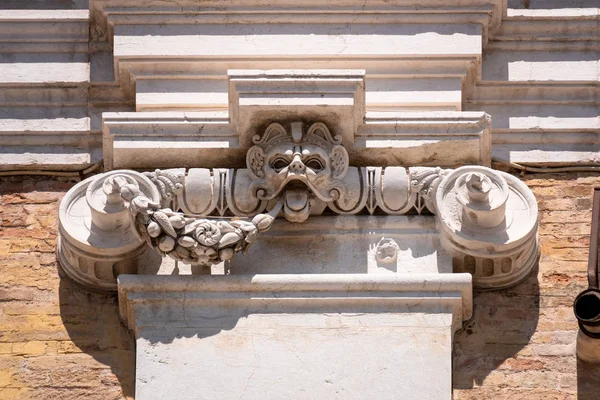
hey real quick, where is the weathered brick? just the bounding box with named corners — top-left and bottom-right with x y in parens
top-left (0, 369), bottom-right (11, 387)
top-left (539, 223), bottom-right (590, 236)
top-left (497, 357), bottom-right (545, 371)
top-left (0, 176), bottom-right (136, 399)
top-left (538, 197), bottom-right (590, 212)
top-left (453, 173), bottom-right (600, 398)
top-left (558, 185), bottom-right (596, 198)
top-left (0, 388), bottom-right (27, 400)
top-left (539, 210), bottom-right (592, 224)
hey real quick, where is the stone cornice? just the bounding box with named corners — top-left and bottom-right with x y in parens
top-left (102, 111), bottom-right (491, 170)
top-left (117, 273), bottom-right (473, 336)
top-left (0, 10), bottom-right (89, 54)
top-left (92, 0), bottom-right (505, 42)
top-left (88, 0), bottom-right (503, 100)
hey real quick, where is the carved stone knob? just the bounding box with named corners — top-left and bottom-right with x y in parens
top-left (456, 170), bottom-right (508, 229)
top-left (436, 166), bottom-right (538, 289)
top-left (375, 238), bottom-right (400, 264)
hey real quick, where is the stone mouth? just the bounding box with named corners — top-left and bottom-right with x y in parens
top-left (282, 182), bottom-right (311, 223)
top-left (284, 180), bottom-right (310, 192)
top-left (257, 174), bottom-right (337, 203)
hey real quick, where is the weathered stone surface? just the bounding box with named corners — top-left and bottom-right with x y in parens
top-left (121, 274), bottom-right (471, 400)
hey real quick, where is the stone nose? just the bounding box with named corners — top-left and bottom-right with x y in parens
top-left (289, 154), bottom-right (305, 173)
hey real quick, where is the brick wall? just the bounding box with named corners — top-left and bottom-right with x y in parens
top-left (1, 173), bottom-right (600, 399)
top-left (0, 177), bottom-right (134, 400)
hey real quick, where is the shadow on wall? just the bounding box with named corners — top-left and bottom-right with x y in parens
top-left (58, 264), bottom-right (135, 398)
top-left (577, 358), bottom-right (600, 400)
top-left (453, 264), bottom-right (540, 388)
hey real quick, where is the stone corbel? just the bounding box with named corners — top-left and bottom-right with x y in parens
top-left (58, 121), bottom-right (538, 292)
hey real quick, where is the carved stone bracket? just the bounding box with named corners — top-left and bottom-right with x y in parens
top-left (58, 121), bottom-right (538, 291)
top-left (436, 166), bottom-right (539, 289)
top-left (58, 170), bottom-right (161, 291)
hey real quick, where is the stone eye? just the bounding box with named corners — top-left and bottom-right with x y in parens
top-left (271, 158), bottom-right (289, 172)
top-left (305, 158), bottom-right (324, 171)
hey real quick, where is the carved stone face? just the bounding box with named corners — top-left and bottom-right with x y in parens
top-left (246, 122), bottom-right (349, 222)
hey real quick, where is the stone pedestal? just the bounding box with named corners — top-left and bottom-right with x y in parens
top-left (118, 274), bottom-right (472, 400)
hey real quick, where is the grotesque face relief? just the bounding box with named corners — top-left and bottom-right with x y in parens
top-left (246, 122), bottom-right (350, 223)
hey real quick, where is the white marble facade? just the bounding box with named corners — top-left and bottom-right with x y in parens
top-left (2, 0), bottom-right (599, 398)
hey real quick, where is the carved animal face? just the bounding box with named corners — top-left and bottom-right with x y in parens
top-left (246, 122), bottom-right (349, 222)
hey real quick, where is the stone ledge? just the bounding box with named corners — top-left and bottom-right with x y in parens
top-left (118, 272), bottom-right (472, 399)
top-left (102, 111), bottom-right (237, 170)
top-left (117, 273), bottom-right (473, 335)
top-left (102, 111), bottom-right (492, 170)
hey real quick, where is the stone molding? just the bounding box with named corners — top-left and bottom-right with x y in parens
top-left (2, 2), bottom-right (599, 172)
top-left (117, 273), bottom-right (473, 337)
top-left (229, 70), bottom-right (366, 149)
top-left (101, 70), bottom-right (492, 172)
top-left (59, 121), bottom-right (538, 291)
top-left (92, 1), bottom-right (502, 99)
top-left (102, 109), bottom-right (492, 170)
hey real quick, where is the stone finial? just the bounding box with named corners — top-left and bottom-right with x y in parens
top-left (457, 170), bottom-right (509, 229)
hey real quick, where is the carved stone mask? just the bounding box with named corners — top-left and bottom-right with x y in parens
top-left (246, 122), bottom-right (350, 222)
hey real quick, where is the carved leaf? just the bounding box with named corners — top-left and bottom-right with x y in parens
top-left (329, 145), bottom-right (349, 179)
top-left (306, 122), bottom-right (342, 146)
top-left (246, 145), bottom-right (265, 179)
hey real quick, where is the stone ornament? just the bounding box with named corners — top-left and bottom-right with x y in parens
top-left (144, 123), bottom-right (454, 220)
top-left (113, 174), bottom-right (278, 266)
top-left (247, 122), bottom-right (350, 223)
top-left (140, 169), bottom-right (185, 208)
top-left (374, 238), bottom-right (400, 265)
top-left (58, 170), bottom-right (161, 291)
top-left (436, 166), bottom-right (539, 289)
top-left (58, 122), bottom-right (538, 291)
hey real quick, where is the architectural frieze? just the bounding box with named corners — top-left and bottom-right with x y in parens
top-left (59, 121), bottom-right (538, 292)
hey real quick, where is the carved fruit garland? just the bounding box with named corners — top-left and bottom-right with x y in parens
top-left (117, 177), bottom-right (275, 266)
top-left (145, 209), bottom-right (274, 265)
